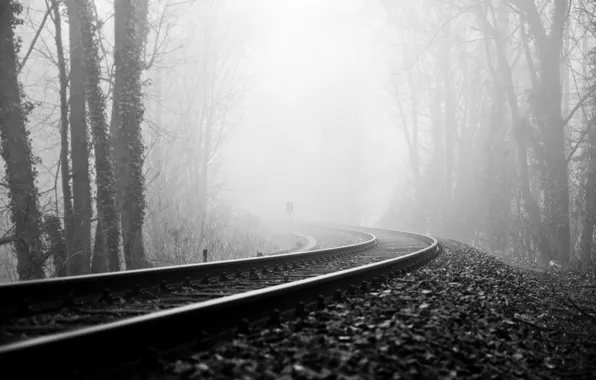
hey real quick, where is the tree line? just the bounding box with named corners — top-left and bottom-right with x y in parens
top-left (0, 0), bottom-right (248, 281)
top-left (0, 0), bottom-right (149, 280)
top-left (380, 0), bottom-right (596, 268)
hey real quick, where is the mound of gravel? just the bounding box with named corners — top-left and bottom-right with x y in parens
top-left (153, 239), bottom-right (596, 380)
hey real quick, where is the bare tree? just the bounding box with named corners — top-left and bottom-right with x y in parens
top-left (377, 0), bottom-right (596, 266)
top-left (514, 0), bottom-right (571, 263)
top-left (580, 15), bottom-right (596, 265)
top-left (144, 0), bottom-right (246, 265)
top-left (474, 2), bottom-right (552, 261)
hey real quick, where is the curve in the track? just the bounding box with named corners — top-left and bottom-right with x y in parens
top-left (0, 227), bottom-right (440, 379)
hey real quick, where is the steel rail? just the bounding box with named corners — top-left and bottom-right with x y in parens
top-left (0, 229), bottom-right (441, 379)
top-left (0, 226), bottom-right (374, 320)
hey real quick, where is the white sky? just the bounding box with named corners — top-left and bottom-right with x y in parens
top-left (15, 0), bottom-right (411, 227)
top-left (219, 0), bottom-right (409, 224)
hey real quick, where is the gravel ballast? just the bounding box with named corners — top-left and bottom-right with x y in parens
top-left (149, 239), bottom-right (596, 380)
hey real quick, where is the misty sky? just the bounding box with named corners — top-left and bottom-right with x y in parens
top-left (16, 0), bottom-right (413, 227)
top-left (220, 0), bottom-right (409, 224)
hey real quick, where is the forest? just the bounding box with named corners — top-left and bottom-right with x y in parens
top-left (378, 0), bottom-right (596, 269)
top-left (1, 0), bottom-right (595, 282)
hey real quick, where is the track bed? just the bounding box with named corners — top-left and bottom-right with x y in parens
top-left (0, 227), bottom-right (438, 379)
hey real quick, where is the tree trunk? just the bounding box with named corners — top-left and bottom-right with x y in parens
top-left (409, 80), bottom-right (425, 233)
top-left (91, 218), bottom-right (107, 272)
top-left (49, 0), bottom-right (73, 276)
top-left (485, 49), bottom-right (510, 251)
top-left (579, 14), bottom-right (594, 266)
top-left (397, 29), bottom-right (423, 232)
top-left (580, 126), bottom-right (596, 266)
top-left (72, 0), bottom-right (122, 272)
top-left (520, 0), bottom-right (571, 263)
top-left (441, 28), bottom-right (456, 237)
top-left (66, 0), bottom-right (92, 275)
top-left (44, 214), bottom-right (66, 277)
top-left (453, 66), bottom-right (483, 243)
top-left (477, 6), bottom-right (552, 261)
top-left (200, 112), bottom-right (212, 221)
top-left (111, 0), bottom-right (148, 270)
top-left (198, 49), bottom-right (211, 222)
top-left (484, 2), bottom-right (510, 252)
top-left (540, 52), bottom-right (570, 264)
top-left (0, 0), bottom-right (46, 280)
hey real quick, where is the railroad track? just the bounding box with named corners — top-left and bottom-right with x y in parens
top-left (0, 226), bottom-right (441, 379)
top-left (0, 225), bottom-right (360, 343)
top-left (292, 232), bottom-right (318, 252)
top-left (266, 230), bottom-right (322, 255)
top-left (263, 233), bottom-right (316, 255)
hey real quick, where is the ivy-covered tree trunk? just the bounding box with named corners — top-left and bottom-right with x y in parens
top-left (111, 0), bottom-right (148, 270)
top-left (72, 0), bottom-right (122, 272)
top-left (0, 0), bottom-right (45, 280)
top-left (49, 0), bottom-right (73, 277)
top-left (44, 214), bottom-right (66, 277)
top-left (66, 0), bottom-right (92, 275)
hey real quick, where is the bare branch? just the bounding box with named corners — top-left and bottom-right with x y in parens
top-left (18, 2), bottom-right (55, 74)
top-left (0, 236), bottom-right (15, 246)
top-left (563, 86), bottom-right (596, 129)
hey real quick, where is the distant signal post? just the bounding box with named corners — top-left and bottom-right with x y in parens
top-left (286, 201), bottom-right (294, 219)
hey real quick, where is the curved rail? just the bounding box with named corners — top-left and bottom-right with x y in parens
top-left (0, 228), bottom-right (440, 378)
top-left (0, 226), bottom-right (374, 320)
top-left (267, 232), bottom-right (318, 255)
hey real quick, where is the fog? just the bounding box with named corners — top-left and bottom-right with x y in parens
top-left (221, 0), bottom-right (404, 224)
top-left (135, 0), bottom-right (413, 226)
top-left (1, 0), bottom-right (595, 279)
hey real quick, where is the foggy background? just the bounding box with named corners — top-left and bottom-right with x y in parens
top-left (165, 0), bottom-right (407, 224)
top-left (2, 0), bottom-right (595, 280)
